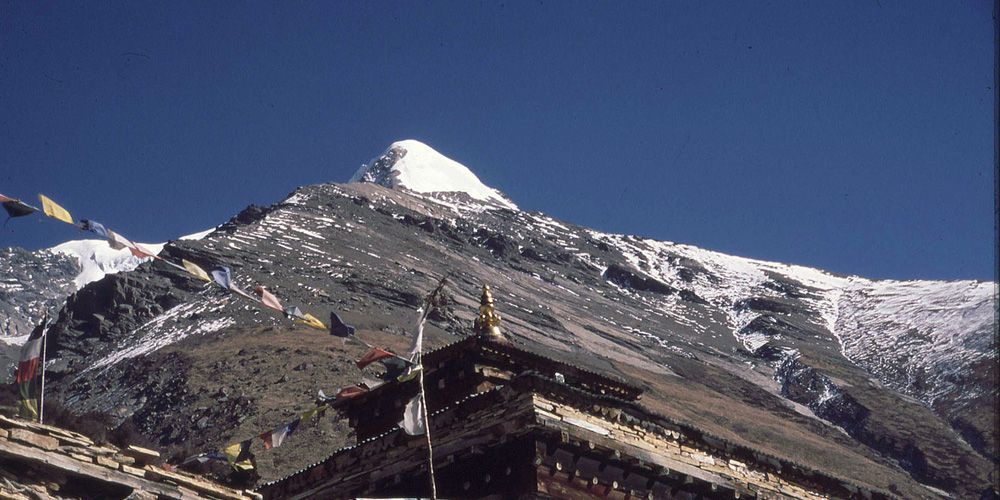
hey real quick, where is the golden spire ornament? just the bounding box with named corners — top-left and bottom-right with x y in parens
top-left (473, 284), bottom-right (503, 339)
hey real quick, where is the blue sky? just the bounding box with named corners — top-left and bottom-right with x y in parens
top-left (0, 1), bottom-right (994, 281)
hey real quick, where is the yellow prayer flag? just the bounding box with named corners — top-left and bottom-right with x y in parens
top-left (300, 405), bottom-right (325, 421)
top-left (38, 194), bottom-right (73, 225)
top-left (295, 313), bottom-right (327, 331)
top-left (396, 365), bottom-right (422, 383)
top-left (222, 442), bottom-right (242, 462)
top-left (18, 397), bottom-right (38, 421)
top-left (222, 441), bottom-right (254, 471)
top-left (232, 459), bottom-right (254, 471)
top-left (182, 259), bottom-right (212, 282)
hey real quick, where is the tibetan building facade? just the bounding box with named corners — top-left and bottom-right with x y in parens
top-left (259, 287), bottom-right (892, 500)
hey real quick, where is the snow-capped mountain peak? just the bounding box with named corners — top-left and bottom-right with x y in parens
top-left (350, 140), bottom-right (517, 210)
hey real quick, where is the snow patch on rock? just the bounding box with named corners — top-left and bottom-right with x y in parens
top-left (588, 231), bottom-right (996, 411)
top-left (179, 228), bottom-right (215, 240)
top-left (833, 278), bottom-right (995, 406)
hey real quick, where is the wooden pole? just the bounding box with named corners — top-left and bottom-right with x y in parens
top-left (417, 353), bottom-right (437, 499)
top-left (39, 327), bottom-right (47, 424)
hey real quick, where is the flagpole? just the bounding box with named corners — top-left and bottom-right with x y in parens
top-left (39, 327), bottom-right (47, 424)
top-left (416, 352), bottom-right (437, 500)
top-left (407, 276), bottom-right (446, 500)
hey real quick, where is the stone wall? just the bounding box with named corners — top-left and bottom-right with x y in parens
top-left (0, 415), bottom-right (258, 499)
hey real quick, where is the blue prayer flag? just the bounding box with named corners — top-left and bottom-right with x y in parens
top-left (81, 219), bottom-right (110, 239)
top-left (329, 312), bottom-right (356, 337)
top-left (211, 266), bottom-right (233, 290)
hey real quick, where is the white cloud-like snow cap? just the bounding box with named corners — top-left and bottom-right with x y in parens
top-left (351, 140), bottom-right (517, 210)
top-left (51, 240), bottom-right (165, 289)
top-left (49, 227), bottom-right (214, 289)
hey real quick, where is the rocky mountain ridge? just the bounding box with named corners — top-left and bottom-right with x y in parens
top-left (0, 246), bottom-right (80, 383)
top-left (0, 237), bottom-right (174, 382)
top-left (0, 247), bottom-right (79, 341)
top-left (2, 140), bottom-right (996, 497)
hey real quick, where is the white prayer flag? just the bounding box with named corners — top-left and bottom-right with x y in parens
top-left (399, 394), bottom-right (426, 436)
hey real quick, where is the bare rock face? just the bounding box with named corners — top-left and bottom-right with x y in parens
top-left (3, 143), bottom-right (995, 497)
top-left (0, 247), bottom-right (79, 339)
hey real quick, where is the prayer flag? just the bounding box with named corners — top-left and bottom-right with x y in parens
top-left (1, 194), bottom-right (38, 219)
top-left (211, 266), bottom-right (233, 289)
top-left (223, 440), bottom-right (254, 471)
top-left (196, 451), bottom-right (227, 463)
top-left (129, 243), bottom-right (157, 259)
top-left (399, 394), bottom-right (426, 436)
top-left (2, 200), bottom-right (36, 218)
top-left (329, 312), bottom-right (356, 338)
top-left (182, 259), bottom-right (212, 282)
top-left (408, 307), bottom-right (426, 363)
top-left (335, 386), bottom-right (368, 402)
top-left (360, 377), bottom-right (385, 391)
top-left (356, 347), bottom-right (395, 369)
top-left (397, 366), bottom-right (421, 383)
top-left (16, 320), bottom-right (47, 421)
top-left (406, 277), bottom-right (448, 363)
top-left (258, 424), bottom-right (281, 450)
top-left (380, 356), bottom-right (410, 381)
top-left (259, 419), bottom-right (300, 450)
top-left (181, 450), bottom-right (226, 466)
top-left (3, 201), bottom-right (38, 218)
top-left (395, 363), bottom-right (423, 383)
top-left (254, 286), bottom-right (284, 312)
top-left (286, 306), bottom-right (327, 330)
top-left (409, 277), bottom-right (448, 362)
top-left (316, 389), bottom-right (330, 403)
top-left (38, 194), bottom-right (73, 224)
top-left (80, 219), bottom-right (110, 239)
top-left (295, 313), bottom-right (327, 331)
top-left (106, 230), bottom-right (133, 251)
top-left (284, 306), bottom-right (305, 320)
top-left (300, 405), bottom-right (327, 421)
top-left (210, 266), bottom-right (255, 299)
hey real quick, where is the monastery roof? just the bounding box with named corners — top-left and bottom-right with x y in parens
top-left (340, 334), bottom-right (643, 413)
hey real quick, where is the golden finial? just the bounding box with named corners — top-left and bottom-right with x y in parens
top-left (473, 284), bottom-right (503, 339)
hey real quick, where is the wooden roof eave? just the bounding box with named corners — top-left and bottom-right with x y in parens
top-left (341, 335), bottom-right (643, 413)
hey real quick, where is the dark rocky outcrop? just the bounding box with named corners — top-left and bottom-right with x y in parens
top-left (775, 354), bottom-right (987, 493)
top-left (734, 297), bottom-right (804, 315)
top-left (603, 264), bottom-right (675, 295)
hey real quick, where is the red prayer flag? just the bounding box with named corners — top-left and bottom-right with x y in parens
top-left (335, 386), bottom-right (368, 401)
top-left (258, 431), bottom-right (273, 450)
top-left (16, 321), bottom-right (46, 420)
top-left (356, 347), bottom-right (395, 369)
top-left (16, 328), bottom-right (44, 383)
top-left (129, 243), bottom-right (157, 259)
